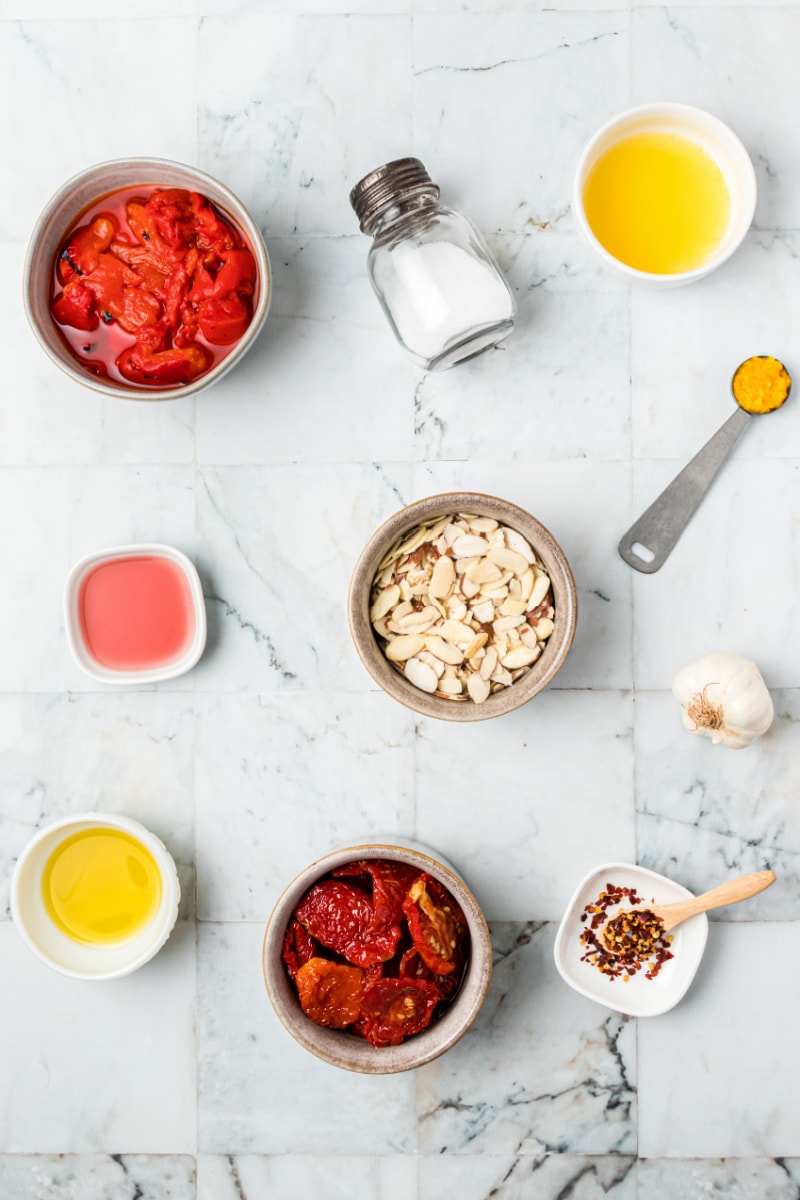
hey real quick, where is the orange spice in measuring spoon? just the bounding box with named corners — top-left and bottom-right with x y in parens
top-left (619, 355), bottom-right (792, 572)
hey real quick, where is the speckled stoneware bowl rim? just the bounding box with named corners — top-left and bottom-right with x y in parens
top-left (262, 839), bottom-right (493, 1074)
top-left (348, 492), bottom-right (578, 722)
top-left (23, 156), bottom-right (271, 402)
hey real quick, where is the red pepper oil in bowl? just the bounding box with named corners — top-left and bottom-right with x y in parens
top-left (64, 544), bottom-right (207, 685)
top-left (24, 158), bottom-right (270, 401)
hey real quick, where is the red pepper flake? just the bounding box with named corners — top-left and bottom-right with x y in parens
top-left (578, 883), bottom-right (675, 982)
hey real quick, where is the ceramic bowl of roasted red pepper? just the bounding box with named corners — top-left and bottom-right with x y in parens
top-left (24, 158), bottom-right (270, 401)
top-left (263, 837), bottom-right (493, 1073)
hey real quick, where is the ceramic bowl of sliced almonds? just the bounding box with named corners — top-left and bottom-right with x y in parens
top-left (348, 493), bottom-right (578, 721)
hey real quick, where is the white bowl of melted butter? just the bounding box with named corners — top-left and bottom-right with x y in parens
top-left (11, 812), bottom-right (180, 980)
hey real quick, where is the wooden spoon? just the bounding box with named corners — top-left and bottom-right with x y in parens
top-left (597, 869), bottom-right (776, 953)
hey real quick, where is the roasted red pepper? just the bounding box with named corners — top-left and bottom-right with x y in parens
top-left (51, 280), bottom-right (98, 332)
top-left (117, 342), bottom-right (210, 386)
top-left (50, 186), bottom-right (257, 388)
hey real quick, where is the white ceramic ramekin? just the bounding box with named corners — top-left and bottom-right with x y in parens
top-left (64, 543), bottom-right (207, 686)
top-left (573, 103), bottom-right (757, 288)
top-left (554, 862), bottom-right (708, 1017)
top-left (10, 812), bottom-right (181, 981)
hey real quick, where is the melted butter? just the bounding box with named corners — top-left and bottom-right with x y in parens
top-left (42, 827), bottom-right (162, 944)
top-left (583, 130), bottom-right (731, 274)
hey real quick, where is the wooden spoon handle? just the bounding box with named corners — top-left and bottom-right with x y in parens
top-left (661, 870), bottom-right (776, 929)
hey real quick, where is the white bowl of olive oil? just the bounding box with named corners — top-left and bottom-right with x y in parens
top-left (10, 812), bottom-right (180, 980)
top-left (573, 102), bottom-right (757, 287)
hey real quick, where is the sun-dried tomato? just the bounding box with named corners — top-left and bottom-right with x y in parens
top-left (399, 946), bottom-right (460, 1000)
top-left (333, 859), bottom-right (421, 928)
top-left (295, 880), bottom-right (401, 968)
top-left (359, 978), bottom-right (440, 1047)
top-left (363, 961), bottom-right (385, 989)
top-left (295, 958), bottom-right (364, 1029)
top-left (402, 874), bottom-right (466, 976)
top-left (282, 918), bottom-right (318, 981)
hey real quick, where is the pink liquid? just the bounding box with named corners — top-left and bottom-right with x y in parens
top-left (79, 556), bottom-right (194, 670)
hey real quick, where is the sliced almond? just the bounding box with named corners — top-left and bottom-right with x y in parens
top-left (418, 650), bottom-right (445, 679)
top-left (426, 515), bottom-right (452, 543)
top-left (452, 534), bottom-right (490, 558)
top-left (488, 547), bottom-right (529, 576)
top-left (437, 675), bottom-right (463, 695)
top-left (439, 619), bottom-right (476, 644)
top-left (464, 632), bottom-right (488, 660)
top-left (396, 606), bottom-right (440, 632)
top-left (425, 636), bottom-right (464, 665)
top-left (519, 568), bottom-right (535, 604)
top-left (501, 646), bottom-right (538, 669)
top-left (468, 517), bottom-right (499, 534)
top-left (520, 627), bottom-right (538, 650)
top-left (385, 634), bottom-right (425, 662)
top-left (480, 646), bottom-right (498, 679)
top-left (493, 614), bottom-right (526, 633)
top-left (397, 525), bottom-right (434, 557)
top-left (444, 597), bottom-right (468, 621)
top-left (529, 572), bottom-right (551, 610)
top-left (501, 526), bottom-right (536, 564)
top-left (499, 598), bottom-right (529, 617)
top-left (480, 584), bottom-right (508, 601)
top-left (460, 576), bottom-right (480, 599)
top-left (466, 558), bottom-right (503, 584)
top-left (490, 665), bottom-right (513, 686)
top-left (370, 584), bottom-right (400, 622)
top-left (429, 554), bottom-right (456, 599)
top-left (404, 656), bottom-right (438, 693)
top-left (533, 617), bottom-right (555, 640)
top-left (471, 599), bottom-right (496, 625)
top-left (467, 674), bottom-right (491, 704)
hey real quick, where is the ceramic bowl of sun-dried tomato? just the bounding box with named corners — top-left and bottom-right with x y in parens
top-left (263, 837), bottom-right (492, 1073)
top-left (24, 158), bottom-right (270, 401)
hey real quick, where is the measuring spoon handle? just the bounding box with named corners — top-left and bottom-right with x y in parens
top-left (618, 406), bottom-right (752, 573)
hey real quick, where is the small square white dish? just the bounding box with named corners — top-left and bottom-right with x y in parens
top-left (64, 543), bottom-right (206, 686)
top-left (553, 862), bottom-right (709, 1017)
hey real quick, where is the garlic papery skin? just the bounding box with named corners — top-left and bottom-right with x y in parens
top-left (672, 652), bottom-right (774, 749)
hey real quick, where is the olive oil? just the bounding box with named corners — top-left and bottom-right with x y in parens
top-left (42, 827), bottom-right (162, 944)
top-left (583, 131), bottom-right (731, 274)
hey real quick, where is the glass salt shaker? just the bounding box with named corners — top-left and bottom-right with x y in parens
top-left (349, 158), bottom-right (516, 371)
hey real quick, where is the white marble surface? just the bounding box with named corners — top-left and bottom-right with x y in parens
top-left (1, 0), bottom-right (799, 1196)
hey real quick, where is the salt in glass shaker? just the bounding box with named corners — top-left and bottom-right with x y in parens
top-left (350, 158), bottom-right (515, 371)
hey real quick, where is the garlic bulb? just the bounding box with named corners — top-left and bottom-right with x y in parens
top-left (672, 652), bottom-right (774, 749)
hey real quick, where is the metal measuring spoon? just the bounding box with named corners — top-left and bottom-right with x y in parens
top-left (618, 356), bottom-right (792, 573)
